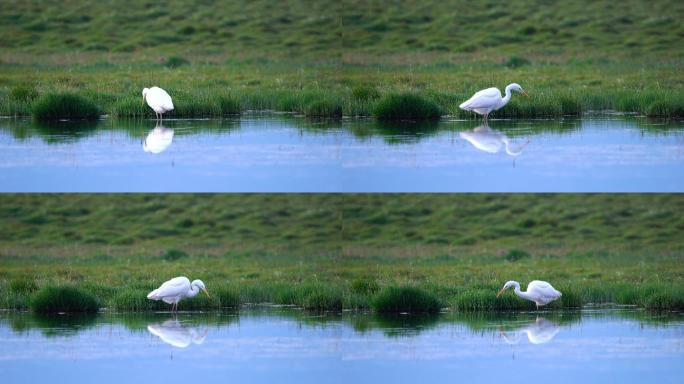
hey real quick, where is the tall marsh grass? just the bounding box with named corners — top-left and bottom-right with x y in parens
top-left (30, 286), bottom-right (101, 313)
top-left (32, 93), bottom-right (101, 121)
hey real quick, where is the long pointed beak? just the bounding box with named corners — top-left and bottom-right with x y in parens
top-left (202, 288), bottom-right (210, 298)
top-left (496, 288), bottom-right (506, 298)
top-left (522, 90), bottom-right (529, 97)
top-left (142, 95), bottom-right (146, 106)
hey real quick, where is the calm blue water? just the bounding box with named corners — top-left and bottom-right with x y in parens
top-left (0, 309), bottom-right (682, 383)
top-left (0, 116), bottom-right (682, 192)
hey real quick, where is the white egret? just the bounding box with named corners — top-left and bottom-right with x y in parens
top-left (147, 319), bottom-right (208, 348)
top-left (460, 124), bottom-right (529, 156)
top-left (147, 276), bottom-right (210, 312)
top-left (497, 280), bottom-right (562, 309)
top-left (459, 83), bottom-right (528, 122)
top-left (143, 125), bottom-right (174, 154)
top-left (142, 86), bottom-right (174, 122)
top-left (500, 317), bottom-right (560, 345)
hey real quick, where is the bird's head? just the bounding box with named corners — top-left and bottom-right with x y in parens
top-left (497, 280), bottom-right (517, 297)
top-left (509, 83), bottom-right (529, 97)
top-left (191, 279), bottom-right (210, 298)
top-left (142, 88), bottom-right (149, 105)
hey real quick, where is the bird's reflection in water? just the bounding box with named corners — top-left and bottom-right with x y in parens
top-left (500, 317), bottom-right (560, 345)
top-left (460, 124), bottom-right (529, 157)
top-left (147, 319), bottom-right (208, 348)
top-left (143, 124), bottom-right (174, 154)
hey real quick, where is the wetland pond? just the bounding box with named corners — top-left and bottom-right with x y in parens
top-left (0, 116), bottom-right (683, 192)
top-left (1, 308), bottom-right (682, 383)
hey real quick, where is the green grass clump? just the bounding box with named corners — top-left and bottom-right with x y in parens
top-left (304, 99), bottom-right (343, 118)
top-left (217, 94), bottom-right (241, 115)
top-left (646, 99), bottom-right (684, 118)
top-left (372, 286), bottom-right (442, 313)
top-left (374, 93), bottom-right (442, 121)
top-left (32, 93), bottom-right (101, 121)
top-left (164, 56), bottom-right (190, 68)
top-left (352, 85), bottom-right (381, 101)
top-left (505, 249), bottom-right (530, 262)
top-left (351, 277), bottom-right (380, 295)
top-left (303, 288), bottom-right (344, 311)
top-left (10, 278), bottom-right (38, 293)
top-left (10, 84), bottom-right (38, 102)
top-left (30, 286), bottom-right (100, 313)
top-left (163, 248), bottom-right (188, 261)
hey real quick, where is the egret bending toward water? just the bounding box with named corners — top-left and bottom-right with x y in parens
top-left (497, 280), bottom-right (561, 309)
top-left (147, 277), bottom-right (210, 312)
top-left (459, 83), bottom-right (528, 122)
top-left (142, 86), bottom-right (174, 122)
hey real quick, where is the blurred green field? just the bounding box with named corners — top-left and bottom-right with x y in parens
top-left (1, 194), bottom-right (682, 311)
top-left (0, 0), bottom-right (683, 118)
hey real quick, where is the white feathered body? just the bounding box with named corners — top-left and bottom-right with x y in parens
top-left (459, 87), bottom-right (505, 115)
top-left (523, 280), bottom-right (562, 307)
top-left (144, 86), bottom-right (174, 115)
top-left (147, 276), bottom-right (196, 305)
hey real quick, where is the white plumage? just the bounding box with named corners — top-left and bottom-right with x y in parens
top-left (142, 86), bottom-right (174, 121)
top-left (147, 276), bottom-right (210, 312)
top-left (459, 83), bottom-right (527, 121)
top-left (497, 280), bottom-right (562, 309)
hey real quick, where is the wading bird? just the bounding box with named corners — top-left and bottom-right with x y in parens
top-left (459, 83), bottom-right (528, 122)
top-left (142, 86), bottom-right (174, 122)
top-left (496, 280), bottom-right (561, 309)
top-left (147, 277), bottom-right (210, 312)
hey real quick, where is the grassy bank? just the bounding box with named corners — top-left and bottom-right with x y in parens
top-left (1, 1), bottom-right (682, 119)
top-left (0, 61), bottom-right (682, 119)
top-left (0, 194), bottom-right (682, 312)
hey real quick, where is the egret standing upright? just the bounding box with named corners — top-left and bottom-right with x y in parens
top-left (459, 83), bottom-right (528, 122)
top-left (142, 86), bottom-right (174, 122)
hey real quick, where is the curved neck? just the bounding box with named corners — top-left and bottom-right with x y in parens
top-left (186, 285), bottom-right (199, 298)
top-left (501, 85), bottom-right (513, 106)
top-left (512, 282), bottom-right (534, 301)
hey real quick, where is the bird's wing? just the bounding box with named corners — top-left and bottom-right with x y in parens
top-left (459, 87), bottom-right (502, 110)
top-left (528, 281), bottom-right (561, 299)
top-left (148, 276), bottom-right (190, 299)
top-left (151, 87), bottom-right (174, 111)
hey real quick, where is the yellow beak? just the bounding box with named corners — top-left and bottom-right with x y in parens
top-left (202, 288), bottom-right (210, 298)
top-left (496, 288), bottom-right (506, 298)
top-left (522, 90), bottom-right (529, 97)
top-left (142, 95), bottom-right (146, 106)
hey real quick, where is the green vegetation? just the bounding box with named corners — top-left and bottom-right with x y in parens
top-left (31, 93), bottom-right (101, 121)
top-left (30, 286), bottom-right (101, 313)
top-left (0, 194), bottom-right (682, 312)
top-left (0, 1), bottom-right (682, 119)
top-left (374, 93), bottom-right (442, 121)
top-left (372, 286), bottom-right (443, 313)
